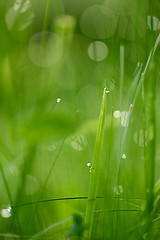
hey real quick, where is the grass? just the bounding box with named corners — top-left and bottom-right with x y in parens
top-left (85, 88), bottom-right (106, 239)
top-left (0, 1), bottom-right (160, 240)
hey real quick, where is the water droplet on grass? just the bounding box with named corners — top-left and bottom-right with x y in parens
top-left (122, 154), bottom-right (126, 159)
top-left (104, 88), bottom-right (109, 93)
top-left (87, 162), bottom-right (91, 167)
top-left (56, 98), bottom-right (61, 103)
top-left (1, 206), bottom-right (12, 218)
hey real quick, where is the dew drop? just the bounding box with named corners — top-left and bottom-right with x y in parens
top-left (104, 88), bottom-right (109, 93)
top-left (56, 98), bottom-right (61, 103)
top-left (1, 206), bottom-right (12, 218)
top-left (87, 162), bottom-right (91, 167)
top-left (122, 154), bottom-right (126, 159)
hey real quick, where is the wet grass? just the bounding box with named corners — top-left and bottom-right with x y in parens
top-left (0, 1), bottom-right (160, 240)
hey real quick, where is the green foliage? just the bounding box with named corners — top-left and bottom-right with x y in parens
top-left (0, 1), bottom-right (160, 240)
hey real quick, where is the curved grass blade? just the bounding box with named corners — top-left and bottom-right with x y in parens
top-left (13, 196), bottom-right (145, 208)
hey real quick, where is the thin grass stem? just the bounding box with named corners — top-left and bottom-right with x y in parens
top-left (85, 88), bottom-right (106, 239)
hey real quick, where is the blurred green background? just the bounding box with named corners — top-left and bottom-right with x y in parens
top-left (0, 0), bottom-right (160, 239)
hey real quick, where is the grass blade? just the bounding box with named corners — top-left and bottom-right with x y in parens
top-left (145, 59), bottom-right (156, 220)
top-left (85, 88), bottom-right (106, 239)
top-left (0, 161), bottom-right (23, 233)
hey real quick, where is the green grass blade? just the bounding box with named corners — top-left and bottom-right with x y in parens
top-left (145, 60), bottom-right (156, 215)
top-left (0, 161), bottom-right (23, 233)
top-left (120, 45), bottom-right (125, 108)
top-left (153, 33), bottom-right (160, 54)
top-left (114, 47), bottom-right (156, 190)
top-left (13, 196), bottom-right (145, 208)
top-left (85, 88), bottom-right (106, 239)
top-left (42, 0), bottom-right (51, 32)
